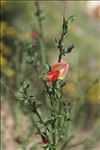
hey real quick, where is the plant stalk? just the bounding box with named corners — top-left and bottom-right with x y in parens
top-left (35, 1), bottom-right (46, 66)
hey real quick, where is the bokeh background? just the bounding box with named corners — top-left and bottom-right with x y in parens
top-left (1, 1), bottom-right (100, 150)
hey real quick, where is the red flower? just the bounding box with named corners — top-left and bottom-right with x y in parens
top-left (31, 31), bottom-right (38, 39)
top-left (46, 61), bottom-right (69, 82)
top-left (47, 70), bottom-right (59, 82)
top-left (43, 138), bottom-right (48, 144)
top-left (41, 133), bottom-right (49, 145)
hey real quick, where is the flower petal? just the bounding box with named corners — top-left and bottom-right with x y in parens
top-left (46, 70), bottom-right (59, 82)
top-left (58, 63), bottom-right (69, 79)
top-left (52, 61), bottom-right (69, 80)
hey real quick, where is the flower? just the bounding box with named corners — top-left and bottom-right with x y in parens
top-left (31, 31), bottom-right (38, 39)
top-left (41, 132), bottom-right (49, 145)
top-left (46, 61), bottom-right (69, 82)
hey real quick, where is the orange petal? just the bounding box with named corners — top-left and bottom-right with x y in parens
top-left (46, 70), bottom-right (59, 82)
top-left (51, 61), bottom-right (69, 80)
top-left (59, 63), bottom-right (69, 79)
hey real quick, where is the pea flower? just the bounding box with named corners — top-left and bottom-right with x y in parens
top-left (41, 132), bottom-right (49, 145)
top-left (46, 61), bottom-right (69, 82)
top-left (31, 31), bottom-right (38, 39)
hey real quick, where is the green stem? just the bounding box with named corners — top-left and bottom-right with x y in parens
top-left (35, 1), bottom-right (46, 66)
top-left (35, 109), bottom-right (44, 125)
top-left (30, 114), bottom-right (41, 134)
top-left (30, 115), bottom-right (50, 150)
top-left (45, 80), bottom-right (56, 149)
top-left (62, 116), bottom-right (66, 129)
top-left (56, 17), bottom-right (67, 148)
top-left (52, 122), bottom-right (56, 149)
top-left (29, 99), bottom-right (49, 132)
top-left (58, 100), bottom-right (62, 127)
top-left (58, 53), bottom-right (63, 62)
top-left (58, 21), bottom-right (65, 62)
top-left (52, 81), bottom-right (56, 95)
top-left (52, 81), bottom-right (56, 149)
top-left (23, 88), bottom-right (49, 132)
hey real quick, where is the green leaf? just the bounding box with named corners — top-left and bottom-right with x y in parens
top-left (67, 15), bottom-right (76, 24)
top-left (39, 71), bottom-right (47, 79)
top-left (57, 114), bottom-right (63, 119)
top-left (35, 102), bottom-right (42, 109)
top-left (44, 119), bottom-right (54, 126)
top-left (63, 19), bottom-right (68, 35)
top-left (54, 38), bottom-right (59, 48)
top-left (40, 11), bottom-right (45, 21)
top-left (26, 52), bottom-right (38, 64)
top-left (15, 91), bottom-right (24, 101)
top-left (44, 63), bottom-right (51, 71)
top-left (50, 129), bottom-right (55, 134)
top-left (64, 44), bottom-right (75, 53)
top-left (56, 80), bottom-right (66, 89)
top-left (55, 38), bottom-right (58, 43)
top-left (20, 80), bottom-right (30, 89)
top-left (27, 42), bottom-right (33, 49)
top-left (26, 56), bottom-right (34, 64)
top-left (65, 117), bottom-right (72, 121)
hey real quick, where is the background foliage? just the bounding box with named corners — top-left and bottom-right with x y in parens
top-left (1, 1), bottom-right (100, 150)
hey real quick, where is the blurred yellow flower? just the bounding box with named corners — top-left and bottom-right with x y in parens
top-left (63, 82), bottom-right (76, 97)
top-left (88, 81), bottom-right (100, 104)
top-left (0, 42), bottom-right (11, 56)
top-left (1, 22), bottom-right (17, 38)
top-left (0, 56), bottom-right (7, 66)
top-left (2, 67), bottom-right (14, 78)
top-left (17, 32), bottom-right (32, 41)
